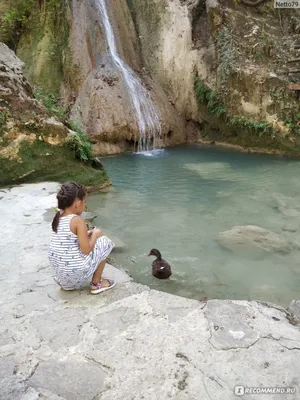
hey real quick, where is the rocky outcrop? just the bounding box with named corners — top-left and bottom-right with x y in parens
top-left (129, 0), bottom-right (300, 153)
top-left (0, 43), bottom-right (110, 188)
top-left (128, 0), bottom-right (216, 120)
top-left (1, 182), bottom-right (300, 399)
top-left (0, 43), bottom-right (48, 122)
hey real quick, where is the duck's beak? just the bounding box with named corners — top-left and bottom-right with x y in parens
top-left (147, 252), bottom-right (151, 256)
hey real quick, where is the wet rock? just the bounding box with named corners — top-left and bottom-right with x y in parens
top-left (288, 300), bottom-right (300, 324)
top-left (103, 230), bottom-right (126, 252)
top-left (218, 225), bottom-right (294, 254)
top-left (110, 236), bottom-right (126, 252)
top-left (91, 157), bottom-right (104, 170)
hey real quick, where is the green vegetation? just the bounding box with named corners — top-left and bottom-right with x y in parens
top-left (284, 113), bottom-right (300, 135)
top-left (12, 0), bottom-right (71, 96)
top-left (230, 117), bottom-right (275, 137)
top-left (0, 110), bottom-right (7, 126)
top-left (33, 87), bottom-right (95, 164)
top-left (0, 0), bottom-right (69, 51)
top-left (194, 76), bottom-right (276, 137)
top-left (0, 0), bottom-right (35, 50)
top-left (252, 35), bottom-right (276, 62)
top-left (0, 100), bottom-right (9, 135)
top-left (217, 27), bottom-right (240, 90)
top-left (194, 78), bottom-right (226, 117)
top-left (67, 121), bottom-right (94, 162)
top-left (34, 90), bottom-right (66, 120)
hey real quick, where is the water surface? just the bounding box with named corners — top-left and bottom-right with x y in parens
top-left (88, 145), bottom-right (300, 306)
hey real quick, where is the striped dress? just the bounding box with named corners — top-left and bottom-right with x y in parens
top-left (48, 214), bottom-right (115, 290)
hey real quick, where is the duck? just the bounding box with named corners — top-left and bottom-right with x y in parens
top-left (148, 249), bottom-right (172, 279)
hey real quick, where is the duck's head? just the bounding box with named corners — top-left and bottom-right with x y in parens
top-left (148, 249), bottom-right (162, 260)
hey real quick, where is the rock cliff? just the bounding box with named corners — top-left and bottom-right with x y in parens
top-left (0, 42), bottom-right (109, 188)
top-left (129, 0), bottom-right (300, 153)
top-left (1, 0), bottom-right (300, 156)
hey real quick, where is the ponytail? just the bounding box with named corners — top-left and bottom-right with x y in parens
top-left (52, 211), bottom-right (61, 233)
top-left (52, 182), bottom-right (86, 233)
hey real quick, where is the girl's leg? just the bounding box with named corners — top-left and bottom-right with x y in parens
top-left (90, 258), bottom-right (112, 288)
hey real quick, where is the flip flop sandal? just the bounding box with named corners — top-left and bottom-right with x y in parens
top-left (90, 278), bottom-right (116, 295)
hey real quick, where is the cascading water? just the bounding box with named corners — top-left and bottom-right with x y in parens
top-left (96, 0), bottom-right (162, 153)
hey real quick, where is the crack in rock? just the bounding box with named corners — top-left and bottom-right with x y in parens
top-left (208, 335), bottom-right (260, 351)
top-left (209, 375), bottom-right (223, 388)
top-left (175, 352), bottom-right (190, 362)
top-left (26, 361), bottom-right (39, 380)
top-left (84, 355), bottom-right (114, 373)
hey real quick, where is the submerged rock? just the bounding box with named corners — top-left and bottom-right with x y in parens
top-left (272, 193), bottom-right (300, 218)
top-left (184, 162), bottom-right (234, 181)
top-left (218, 225), bottom-right (295, 254)
top-left (104, 231), bottom-right (126, 252)
top-left (250, 284), bottom-right (278, 304)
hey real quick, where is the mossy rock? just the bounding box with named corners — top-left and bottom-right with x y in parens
top-left (0, 139), bottom-right (110, 188)
top-left (15, 0), bottom-right (71, 96)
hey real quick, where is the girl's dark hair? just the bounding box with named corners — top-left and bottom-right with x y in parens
top-left (52, 181), bottom-right (86, 233)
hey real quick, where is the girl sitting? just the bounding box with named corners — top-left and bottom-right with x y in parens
top-left (49, 181), bottom-right (115, 294)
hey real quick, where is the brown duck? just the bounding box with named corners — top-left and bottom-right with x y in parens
top-left (148, 249), bottom-right (172, 279)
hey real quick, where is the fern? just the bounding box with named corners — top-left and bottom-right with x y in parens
top-left (34, 90), bottom-right (66, 120)
top-left (194, 77), bottom-right (226, 117)
top-left (194, 76), bottom-right (274, 137)
top-left (68, 121), bottom-right (94, 162)
top-left (230, 117), bottom-right (273, 137)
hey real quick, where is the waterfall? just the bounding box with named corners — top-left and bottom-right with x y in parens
top-left (96, 0), bottom-right (162, 152)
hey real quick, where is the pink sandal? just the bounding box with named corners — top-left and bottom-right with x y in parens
top-left (90, 279), bottom-right (116, 295)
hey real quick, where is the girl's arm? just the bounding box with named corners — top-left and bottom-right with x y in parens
top-left (71, 216), bottom-right (102, 255)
